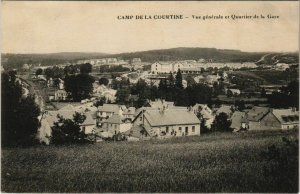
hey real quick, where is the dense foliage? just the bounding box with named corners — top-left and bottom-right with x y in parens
top-left (99, 77), bottom-right (109, 86)
top-left (100, 65), bottom-right (130, 73)
top-left (51, 112), bottom-right (89, 145)
top-left (114, 70), bottom-right (213, 108)
top-left (80, 63), bottom-right (92, 74)
top-left (211, 113), bottom-right (232, 132)
top-left (35, 68), bottom-right (43, 75)
top-left (64, 74), bottom-right (94, 101)
top-left (1, 71), bottom-right (41, 146)
top-left (268, 81), bottom-right (299, 109)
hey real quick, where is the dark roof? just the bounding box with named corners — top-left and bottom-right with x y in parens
top-left (246, 106), bottom-right (270, 122)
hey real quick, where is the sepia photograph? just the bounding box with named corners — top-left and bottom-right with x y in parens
top-left (1, 1), bottom-right (299, 193)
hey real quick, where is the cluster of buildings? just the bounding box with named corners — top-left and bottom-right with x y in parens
top-left (151, 61), bottom-right (258, 74)
top-left (230, 107), bottom-right (299, 131)
top-left (38, 96), bottom-right (299, 144)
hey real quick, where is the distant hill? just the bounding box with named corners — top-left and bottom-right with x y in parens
top-left (110, 47), bottom-right (269, 63)
top-left (1, 52), bottom-right (108, 70)
top-left (2, 48), bottom-right (298, 70)
top-left (256, 53), bottom-right (299, 65)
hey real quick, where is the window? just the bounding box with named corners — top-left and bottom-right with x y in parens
top-left (140, 117), bottom-right (142, 121)
top-left (114, 124), bottom-right (117, 129)
top-left (192, 126), bottom-right (195, 132)
top-left (82, 126), bottom-right (86, 133)
top-left (166, 126), bottom-right (169, 133)
top-left (179, 127), bottom-right (182, 131)
top-left (185, 127), bottom-right (188, 133)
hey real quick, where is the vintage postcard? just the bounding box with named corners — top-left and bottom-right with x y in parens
top-left (1, 1), bottom-right (299, 193)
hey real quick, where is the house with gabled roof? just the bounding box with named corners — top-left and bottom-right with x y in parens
top-left (243, 107), bottom-right (299, 130)
top-left (131, 107), bottom-right (201, 138)
top-left (102, 114), bottom-right (132, 135)
top-left (267, 108), bottom-right (299, 130)
top-left (122, 107), bottom-right (136, 122)
top-left (38, 106), bottom-right (96, 144)
top-left (96, 104), bottom-right (125, 126)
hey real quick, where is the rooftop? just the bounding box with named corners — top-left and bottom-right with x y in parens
top-left (143, 109), bottom-right (200, 127)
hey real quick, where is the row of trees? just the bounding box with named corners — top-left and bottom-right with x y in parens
top-left (99, 65), bottom-right (130, 73)
top-left (2, 70), bottom-right (93, 146)
top-left (115, 70), bottom-right (215, 108)
top-left (35, 63), bottom-right (92, 79)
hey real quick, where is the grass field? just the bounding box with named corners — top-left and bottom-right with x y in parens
top-left (1, 130), bottom-right (298, 192)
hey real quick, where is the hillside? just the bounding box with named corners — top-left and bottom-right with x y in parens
top-left (110, 47), bottom-right (268, 63)
top-left (2, 130), bottom-right (297, 192)
top-left (256, 52), bottom-right (299, 65)
top-left (1, 52), bottom-right (108, 70)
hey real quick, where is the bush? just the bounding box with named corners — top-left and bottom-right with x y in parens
top-left (50, 112), bottom-right (90, 145)
top-left (211, 113), bottom-right (231, 132)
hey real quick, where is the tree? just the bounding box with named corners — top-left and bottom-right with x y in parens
top-left (80, 63), bottom-right (92, 74)
top-left (200, 118), bottom-right (209, 134)
top-left (64, 65), bottom-right (78, 76)
top-left (211, 112), bottom-right (232, 132)
top-left (158, 79), bottom-right (167, 99)
top-left (64, 74), bottom-right (95, 101)
top-left (168, 72), bottom-right (175, 88)
top-left (44, 67), bottom-right (54, 80)
top-left (116, 88), bottom-right (130, 105)
top-left (99, 77), bottom-right (109, 86)
top-left (186, 83), bottom-right (213, 105)
top-left (35, 68), bottom-right (43, 76)
top-left (51, 112), bottom-right (88, 145)
top-left (235, 100), bottom-right (246, 111)
top-left (186, 75), bottom-right (196, 87)
top-left (2, 72), bottom-right (41, 146)
top-left (94, 97), bottom-right (106, 107)
top-left (175, 69), bottom-right (183, 89)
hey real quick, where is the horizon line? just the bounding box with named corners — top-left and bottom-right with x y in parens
top-left (2, 46), bottom-right (299, 55)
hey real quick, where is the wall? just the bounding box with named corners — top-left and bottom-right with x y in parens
top-left (81, 124), bottom-right (95, 134)
top-left (282, 124), bottom-right (299, 130)
top-left (154, 124), bottom-right (200, 137)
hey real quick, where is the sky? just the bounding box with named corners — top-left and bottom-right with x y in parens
top-left (2, 1), bottom-right (299, 54)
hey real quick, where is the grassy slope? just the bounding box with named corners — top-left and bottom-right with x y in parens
top-left (1, 130), bottom-right (298, 192)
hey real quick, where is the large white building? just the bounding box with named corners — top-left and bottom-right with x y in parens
top-left (151, 62), bottom-right (184, 74)
top-left (151, 61), bottom-right (258, 74)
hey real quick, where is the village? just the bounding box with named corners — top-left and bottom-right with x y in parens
top-left (11, 56), bottom-right (299, 145)
top-left (2, 1), bottom-right (299, 192)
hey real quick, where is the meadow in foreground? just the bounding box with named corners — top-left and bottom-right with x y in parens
top-left (1, 130), bottom-right (298, 192)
